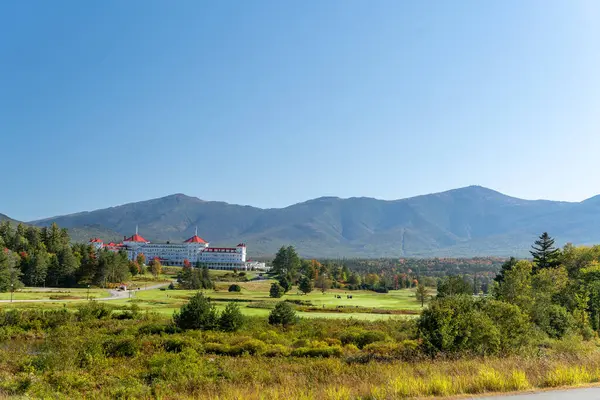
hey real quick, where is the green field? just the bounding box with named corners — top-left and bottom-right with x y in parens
top-left (0, 287), bottom-right (111, 301)
top-left (0, 275), bottom-right (427, 320)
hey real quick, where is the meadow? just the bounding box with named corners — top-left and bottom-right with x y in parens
top-left (2, 267), bottom-right (599, 399)
top-left (0, 272), bottom-right (423, 321)
top-left (0, 305), bottom-right (598, 400)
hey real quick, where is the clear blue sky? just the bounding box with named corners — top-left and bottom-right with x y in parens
top-left (2, 1), bottom-right (600, 221)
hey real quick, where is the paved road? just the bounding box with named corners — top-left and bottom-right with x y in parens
top-left (0, 282), bottom-right (170, 303)
top-left (477, 387), bottom-right (600, 399)
top-left (97, 282), bottom-right (171, 300)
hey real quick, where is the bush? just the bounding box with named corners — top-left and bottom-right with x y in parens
top-left (269, 283), bottom-right (284, 298)
top-left (228, 284), bottom-right (242, 292)
top-left (339, 329), bottom-right (387, 349)
top-left (268, 302), bottom-right (297, 326)
top-left (264, 344), bottom-right (291, 357)
top-left (418, 295), bottom-right (502, 356)
top-left (219, 303), bottom-right (244, 332)
top-left (173, 293), bottom-right (219, 330)
top-left (545, 305), bottom-right (575, 339)
top-left (291, 346), bottom-right (342, 358)
top-left (479, 299), bottom-right (536, 351)
top-left (77, 302), bottom-right (114, 321)
top-left (105, 337), bottom-right (140, 358)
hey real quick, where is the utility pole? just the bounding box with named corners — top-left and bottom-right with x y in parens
top-left (87, 284), bottom-right (90, 301)
top-left (10, 284), bottom-right (14, 303)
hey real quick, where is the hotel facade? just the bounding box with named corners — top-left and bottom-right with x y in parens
top-left (89, 229), bottom-right (266, 271)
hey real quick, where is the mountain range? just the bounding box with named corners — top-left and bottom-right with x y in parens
top-left (5, 186), bottom-right (600, 258)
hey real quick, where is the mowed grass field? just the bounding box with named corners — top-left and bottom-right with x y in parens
top-left (0, 287), bottom-right (112, 301)
top-left (0, 271), bottom-right (429, 320)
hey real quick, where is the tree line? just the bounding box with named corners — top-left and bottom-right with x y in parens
top-left (267, 245), bottom-right (495, 297)
top-left (419, 232), bottom-right (600, 356)
top-left (0, 222), bottom-right (145, 290)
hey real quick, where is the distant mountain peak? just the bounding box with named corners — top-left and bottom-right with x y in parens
top-left (22, 185), bottom-right (600, 257)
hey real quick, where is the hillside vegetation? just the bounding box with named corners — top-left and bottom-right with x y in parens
top-left (22, 186), bottom-right (600, 257)
top-left (2, 233), bottom-right (600, 398)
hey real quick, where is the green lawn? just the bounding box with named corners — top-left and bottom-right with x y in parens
top-left (0, 274), bottom-right (430, 321)
top-left (0, 287), bottom-right (111, 301)
top-left (105, 279), bottom-right (426, 320)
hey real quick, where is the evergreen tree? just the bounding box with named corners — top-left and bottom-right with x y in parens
top-left (298, 275), bottom-right (313, 294)
top-left (25, 226), bottom-right (42, 250)
top-left (173, 292), bottom-right (219, 330)
top-left (269, 282), bottom-right (284, 298)
top-left (0, 221), bottom-right (11, 245)
top-left (219, 302), bottom-right (244, 332)
top-left (278, 276), bottom-right (292, 293)
top-left (23, 249), bottom-right (49, 287)
top-left (46, 253), bottom-right (62, 286)
top-left (11, 224), bottom-right (28, 253)
top-left (271, 245), bottom-right (301, 282)
top-left (530, 232), bottom-right (561, 271)
top-left (75, 244), bottom-right (98, 285)
top-left (268, 301), bottom-right (297, 326)
top-left (494, 257), bottom-right (518, 283)
top-left (201, 265), bottom-right (213, 289)
top-left (0, 250), bottom-right (23, 292)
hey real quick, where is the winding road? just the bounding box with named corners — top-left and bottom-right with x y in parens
top-left (0, 282), bottom-right (171, 303)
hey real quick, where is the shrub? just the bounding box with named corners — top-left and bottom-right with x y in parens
top-left (76, 302), bottom-right (113, 321)
top-left (291, 346), bottom-right (342, 358)
top-left (264, 344), bottom-right (291, 357)
top-left (545, 305), bottom-right (575, 339)
top-left (339, 329), bottom-right (387, 349)
top-left (268, 302), bottom-right (297, 326)
top-left (163, 338), bottom-right (188, 353)
top-left (418, 295), bottom-right (503, 356)
top-left (104, 337), bottom-right (140, 358)
top-left (173, 293), bottom-right (219, 330)
top-left (228, 284), bottom-right (242, 293)
top-left (269, 283), bottom-right (285, 298)
top-left (219, 303), bottom-right (244, 332)
top-left (479, 299), bottom-right (535, 351)
top-left (237, 339), bottom-right (267, 355)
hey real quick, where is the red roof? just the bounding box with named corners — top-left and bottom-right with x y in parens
top-left (89, 238), bottom-right (103, 243)
top-left (184, 235), bottom-right (207, 244)
top-left (124, 234), bottom-right (149, 243)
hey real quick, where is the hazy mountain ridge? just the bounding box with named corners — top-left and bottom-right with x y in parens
top-left (21, 186), bottom-right (600, 257)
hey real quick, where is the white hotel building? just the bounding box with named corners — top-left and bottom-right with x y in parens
top-left (89, 229), bottom-right (266, 271)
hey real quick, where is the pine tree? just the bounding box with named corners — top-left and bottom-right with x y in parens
top-left (530, 232), bottom-right (560, 271)
top-left (298, 275), bottom-right (313, 294)
top-left (219, 302), bottom-right (244, 332)
top-left (268, 301), bottom-right (297, 326)
top-left (173, 292), bottom-right (219, 330)
top-left (494, 257), bottom-right (518, 283)
top-left (269, 282), bottom-right (284, 298)
top-left (271, 245), bottom-right (301, 282)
